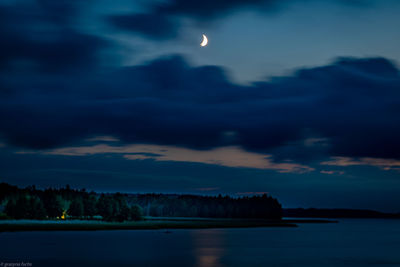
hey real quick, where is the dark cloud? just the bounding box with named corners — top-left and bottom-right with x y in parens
top-left (155, 0), bottom-right (278, 18)
top-left (35, 0), bottom-right (82, 25)
top-left (108, 0), bottom-right (280, 39)
top-left (154, 0), bottom-right (373, 18)
top-left (1, 54), bottom-right (400, 160)
top-left (109, 13), bottom-right (178, 40)
top-left (0, 2), bottom-right (107, 73)
top-left (108, 0), bottom-right (374, 39)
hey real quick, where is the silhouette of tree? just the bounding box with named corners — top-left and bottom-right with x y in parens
top-left (69, 198), bottom-right (84, 218)
top-left (5, 195), bottom-right (47, 219)
top-left (43, 192), bottom-right (64, 218)
top-left (97, 194), bottom-right (114, 221)
top-left (130, 204), bottom-right (143, 221)
top-left (83, 195), bottom-right (97, 218)
top-left (28, 196), bottom-right (47, 219)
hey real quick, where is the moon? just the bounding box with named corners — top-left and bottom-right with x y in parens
top-left (200, 34), bottom-right (208, 47)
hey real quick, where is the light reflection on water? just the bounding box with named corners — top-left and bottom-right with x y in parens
top-left (191, 230), bottom-right (226, 267)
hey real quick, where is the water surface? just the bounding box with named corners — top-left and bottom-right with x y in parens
top-left (1, 219), bottom-right (399, 266)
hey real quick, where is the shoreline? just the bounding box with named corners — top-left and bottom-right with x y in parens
top-left (0, 218), bottom-right (338, 232)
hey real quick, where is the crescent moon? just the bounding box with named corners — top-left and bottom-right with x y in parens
top-left (200, 34), bottom-right (208, 47)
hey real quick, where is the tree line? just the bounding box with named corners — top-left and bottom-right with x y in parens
top-left (0, 183), bottom-right (143, 221)
top-left (0, 183), bottom-right (282, 220)
top-left (127, 193), bottom-right (282, 219)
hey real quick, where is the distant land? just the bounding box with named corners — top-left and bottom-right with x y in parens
top-left (283, 208), bottom-right (400, 219)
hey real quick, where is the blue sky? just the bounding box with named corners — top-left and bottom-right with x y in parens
top-left (1, 0), bottom-right (400, 211)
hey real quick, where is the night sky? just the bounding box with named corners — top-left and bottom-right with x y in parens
top-left (1, 0), bottom-right (400, 212)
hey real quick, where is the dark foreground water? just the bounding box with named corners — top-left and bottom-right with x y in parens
top-left (1, 219), bottom-right (400, 267)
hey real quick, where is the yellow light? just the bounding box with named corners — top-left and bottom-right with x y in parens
top-left (61, 210), bottom-right (67, 220)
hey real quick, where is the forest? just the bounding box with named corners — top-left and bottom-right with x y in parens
top-left (0, 183), bottom-right (282, 221)
top-left (127, 193), bottom-right (282, 219)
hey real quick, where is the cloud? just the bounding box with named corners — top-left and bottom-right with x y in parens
top-left (18, 144), bottom-right (313, 173)
top-left (108, 0), bottom-right (280, 39)
top-left (1, 55), bottom-right (400, 163)
top-left (108, 0), bottom-right (375, 39)
top-left (109, 13), bottom-right (178, 40)
top-left (320, 170), bottom-right (345, 175)
top-left (155, 0), bottom-right (278, 18)
top-left (321, 157), bottom-right (361, 167)
top-left (0, 2), bottom-right (108, 72)
top-left (85, 136), bottom-right (120, 142)
top-left (123, 146), bottom-right (314, 173)
top-left (321, 157), bottom-right (400, 171)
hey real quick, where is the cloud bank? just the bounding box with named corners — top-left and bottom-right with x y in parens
top-left (1, 54), bottom-right (400, 163)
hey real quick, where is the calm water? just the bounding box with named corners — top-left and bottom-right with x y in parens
top-left (1, 219), bottom-right (400, 267)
